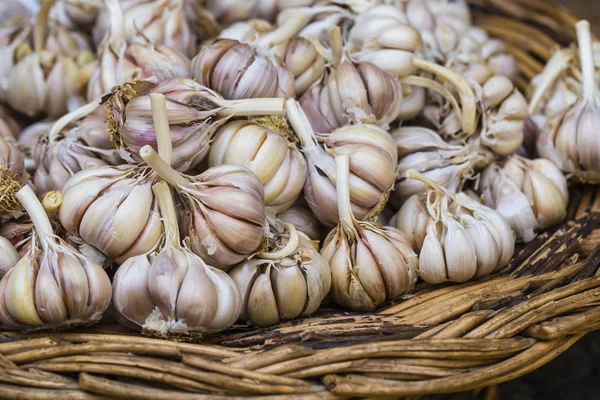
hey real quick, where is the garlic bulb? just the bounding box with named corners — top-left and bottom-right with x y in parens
top-left (391, 126), bottom-right (490, 206)
top-left (208, 118), bottom-right (307, 212)
top-left (287, 99), bottom-right (398, 227)
top-left (190, 13), bottom-right (309, 100)
top-left (277, 204), bottom-right (323, 241)
top-left (0, 24), bottom-right (30, 84)
top-left (205, 0), bottom-right (316, 24)
top-left (18, 120), bottom-right (54, 172)
top-left (34, 102), bottom-right (121, 194)
top-left (0, 185), bottom-right (111, 331)
top-left (112, 181), bottom-right (242, 336)
top-left (480, 156), bottom-right (568, 242)
top-left (140, 146), bottom-right (267, 269)
top-left (0, 0), bottom-right (96, 117)
top-left (300, 26), bottom-right (402, 132)
top-left (347, 5), bottom-right (422, 77)
top-left (87, 0), bottom-right (190, 101)
top-left (395, 171), bottom-right (514, 284)
top-left (0, 135), bottom-right (27, 216)
top-left (480, 75), bottom-right (528, 156)
top-left (93, 0), bottom-right (195, 57)
top-left (58, 93), bottom-right (182, 263)
top-left (537, 21), bottom-right (600, 182)
top-left (107, 79), bottom-right (285, 172)
top-left (284, 37), bottom-right (327, 97)
top-left (321, 155), bottom-right (418, 311)
top-left (229, 217), bottom-right (330, 327)
top-left (0, 236), bottom-right (19, 279)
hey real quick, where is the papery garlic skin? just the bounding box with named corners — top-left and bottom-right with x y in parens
top-left (480, 157), bottom-right (568, 242)
top-left (208, 119), bottom-right (307, 212)
top-left (278, 205), bottom-right (323, 241)
top-left (58, 165), bottom-right (163, 264)
top-left (230, 230), bottom-right (330, 327)
top-left (395, 178), bottom-right (515, 284)
top-left (191, 38), bottom-right (294, 100)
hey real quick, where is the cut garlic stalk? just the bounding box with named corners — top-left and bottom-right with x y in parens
top-left (229, 216), bottom-right (330, 327)
top-left (106, 79), bottom-right (285, 172)
top-left (0, 185), bottom-right (111, 331)
top-left (480, 156), bottom-right (568, 242)
top-left (140, 146), bottom-right (267, 269)
top-left (287, 99), bottom-right (398, 227)
top-left (112, 181), bottom-right (242, 337)
top-left (208, 118), bottom-right (307, 212)
top-left (537, 21), bottom-right (600, 182)
top-left (321, 155), bottom-right (418, 311)
top-left (395, 170), bottom-right (515, 284)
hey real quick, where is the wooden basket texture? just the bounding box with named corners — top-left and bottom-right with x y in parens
top-left (1, 1), bottom-right (599, 399)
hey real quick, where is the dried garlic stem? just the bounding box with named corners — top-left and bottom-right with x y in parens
top-left (140, 146), bottom-right (190, 190)
top-left (412, 58), bottom-right (477, 135)
top-left (256, 13), bottom-right (308, 48)
top-left (400, 75), bottom-right (463, 122)
top-left (336, 155), bottom-right (358, 238)
top-left (152, 182), bottom-right (179, 247)
top-left (577, 21), bottom-right (599, 104)
top-left (285, 99), bottom-right (319, 152)
top-left (42, 191), bottom-right (63, 217)
top-left (216, 98), bottom-right (285, 117)
top-left (528, 49), bottom-right (573, 114)
top-left (48, 100), bottom-right (101, 143)
top-left (16, 186), bottom-right (53, 237)
top-left (34, 0), bottom-right (56, 53)
top-left (150, 94), bottom-right (172, 166)
top-left (257, 222), bottom-right (299, 260)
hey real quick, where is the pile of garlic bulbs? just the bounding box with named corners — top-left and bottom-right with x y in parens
top-left (0, 0), bottom-right (584, 333)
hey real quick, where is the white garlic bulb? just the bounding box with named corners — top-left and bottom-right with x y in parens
top-left (229, 217), bottom-right (330, 327)
top-left (0, 185), bottom-right (111, 331)
top-left (87, 0), bottom-right (190, 101)
top-left (112, 182), bottom-right (241, 336)
top-left (287, 99), bottom-right (398, 227)
top-left (395, 171), bottom-right (515, 284)
top-left (321, 155), bottom-right (418, 311)
top-left (208, 118), bottom-right (307, 212)
top-left (391, 126), bottom-right (489, 207)
top-left (107, 79), bottom-right (285, 172)
top-left (300, 26), bottom-right (402, 132)
top-left (480, 156), bottom-right (568, 242)
top-left (537, 21), bottom-right (600, 182)
top-left (140, 146), bottom-right (267, 269)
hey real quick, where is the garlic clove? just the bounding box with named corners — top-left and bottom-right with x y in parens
top-left (271, 263), bottom-right (307, 320)
top-left (112, 256), bottom-right (155, 327)
top-left (419, 223), bottom-right (447, 284)
top-left (523, 169), bottom-right (567, 229)
top-left (54, 251), bottom-right (90, 320)
top-left (247, 273), bottom-right (280, 327)
top-left (148, 250), bottom-right (187, 322)
top-left (202, 266), bottom-right (242, 331)
top-left (175, 256), bottom-right (219, 327)
top-left (462, 214), bottom-right (500, 278)
top-left (3, 255), bottom-right (44, 326)
top-left (34, 256), bottom-right (68, 324)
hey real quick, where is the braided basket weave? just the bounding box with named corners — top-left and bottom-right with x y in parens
top-left (1, 0), bottom-right (599, 398)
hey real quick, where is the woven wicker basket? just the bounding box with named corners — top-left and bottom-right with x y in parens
top-left (2, 0), bottom-right (599, 398)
